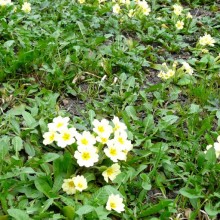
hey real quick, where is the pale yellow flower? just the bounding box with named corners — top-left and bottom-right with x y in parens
top-left (113, 4), bottom-right (120, 14)
top-left (43, 131), bottom-right (58, 145)
top-left (173, 4), bottom-right (183, 16)
top-left (73, 175), bottom-right (88, 192)
top-left (102, 163), bottom-right (121, 182)
top-left (106, 194), bottom-right (125, 213)
top-left (199, 33), bottom-right (215, 47)
top-left (55, 128), bottom-right (76, 148)
top-left (78, 0), bottom-right (85, 3)
top-left (75, 131), bottom-right (96, 148)
top-left (0, 0), bottom-right (13, 6)
top-left (182, 62), bottom-right (193, 75)
top-left (21, 2), bottom-right (31, 13)
top-left (48, 116), bottom-right (69, 132)
top-left (175, 20), bottom-right (184, 30)
top-left (186, 12), bottom-right (192, 19)
top-left (74, 146), bottom-right (99, 167)
top-left (62, 178), bottom-right (76, 195)
top-left (128, 9), bottom-right (134, 18)
top-left (92, 119), bottom-right (113, 137)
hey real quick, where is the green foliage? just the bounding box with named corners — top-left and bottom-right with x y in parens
top-left (1, 0), bottom-right (220, 219)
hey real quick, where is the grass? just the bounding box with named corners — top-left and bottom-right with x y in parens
top-left (0, 0), bottom-right (220, 219)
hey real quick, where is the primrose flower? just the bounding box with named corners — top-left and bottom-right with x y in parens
top-left (75, 131), bottom-right (96, 147)
top-left (113, 4), bottom-right (120, 14)
top-left (73, 175), bottom-right (88, 192)
top-left (48, 116), bottom-right (70, 132)
top-left (173, 4), bottom-right (183, 16)
top-left (78, 0), bottom-right (85, 3)
top-left (128, 9), bottom-right (134, 18)
top-left (113, 131), bottom-right (129, 149)
top-left (62, 178), bottom-right (76, 195)
top-left (102, 163), bottom-right (121, 182)
top-left (74, 146), bottom-right (99, 167)
top-left (182, 62), bottom-right (193, 75)
top-left (92, 119), bottom-right (113, 137)
top-left (96, 133), bottom-right (111, 144)
top-left (112, 116), bottom-right (127, 133)
top-left (205, 136), bottom-right (220, 158)
top-left (0, 0), bottom-right (13, 6)
top-left (56, 128), bottom-right (76, 148)
top-left (186, 12), bottom-right (192, 19)
top-left (43, 131), bottom-right (58, 145)
top-left (106, 194), bottom-right (125, 213)
top-left (104, 140), bottom-right (126, 162)
top-left (138, 1), bottom-right (151, 16)
top-left (199, 33), bottom-right (215, 47)
top-left (175, 20), bottom-right (184, 30)
top-left (21, 2), bottom-right (31, 13)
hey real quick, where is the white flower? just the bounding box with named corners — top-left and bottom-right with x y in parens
top-left (43, 131), bottom-right (58, 145)
top-left (173, 4), bottom-right (183, 16)
top-left (75, 131), bottom-right (96, 147)
top-left (48, 116), bottom-right (70, 132)
top-left (106, 194), bottom-right (125, 213)
top-left (0, 0), bottom-right (13, 6)
top-left (73, 175), bottom-right (88, 192)
top-left (113, 131), bottom-right (128, 150)
top-left (96, 133), bottom-right (111, 144)
top-left (74, 146), bottom-right (99, 167)
top-left (112, 116), bottom-right (127, 133)
top-left (78, 0), bottom-right (85, 3)
top-left (128, 9), bottom-right (134, 18)
top-left (186, 12), bottom-right (192, 19)
top-left (104, 140), bottom-right (126, 162)
top-left (102, 163), bottom-right (121, 182)
top-left (56, 128), bottom-right (76, 148)
top-left (138, 1), bottom-right (151, 16)
top-left (62, 178), bottom-right (76, 195)
top-left (113, 4), bottom-right (120, 14)
top-left (213, 142), bottom-right (220, 158)
top-left (92, 119), bottom-right (113, 137)
top-left (182, 62), bottom-right (193, 75)
top-left (199, 33), bottom-right (215, 47)
top-left (21, 2), bottom-right (31, 13)
top-left (175, 20), bottom-right (184, 30)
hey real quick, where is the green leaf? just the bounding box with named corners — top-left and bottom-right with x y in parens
top-left (63, 206), bottom-right (75, 220)
top-left (42, 153), bottom-right (60, 162)
top-left (0, 137), bottom-right (9, 162)
top-left (205, 203), bottom-right (220, 217)
top-left (125, 106), bottom-right (138, 120)
top-left (7, 209), bottom-right (32, 220)
top-left (162, 115), bottom-right (179, 125)
top-left (22, 111), bottom-right (38, 128)
top-left (139, 200), bottom-right (173, 217)
top-left (12, 136), bottom-right (23, 152)
top-left (76, 205), bottom-right (94, 216)
top-left (179, 187), bottom-right (204, 199)
top-left (140, 173), bottom-right (152, 191)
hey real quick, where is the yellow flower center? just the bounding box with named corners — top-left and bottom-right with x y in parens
top-left (98, 126), bottom-right (105, 133)
top-left (82, 152), bottom-right (91, 160)
top-left (106, 168), bottom-right (114, 176)
top-left (56, 122), bottom-right (63, 128)
top-left (101, 137), bottom-right (107, 143)
top-left (110, 202), bottom-right (116, 209)
top-left (110, 148), bottom-right (117, 156)
top-left (68, 181), bottom-right (74, 188)
top-left (77, 183), bottom-right (83, 188)
top-left (114, 124), bottom-right (120, 131)
top-left (81, 138), bottom-right (88, 145)
top-left (118, 137), bottom-right (124, 145)
top-left (62, 133), bottom-right (71, 141)
top-left (49, 133), bottom-right (55, 141)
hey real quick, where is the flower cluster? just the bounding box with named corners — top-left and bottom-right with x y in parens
top-left (0, 0), bottom-right (31, 13)
top-left (198, 33), bottom-right (216, 47)
top-left (205, 136), bottom-right (220, 159)
top-left (158, 61), bottom-right (193, 80)
top-left (62, 175), bottom-right (88, 195)
top-left (172, 4), bottom-right (193, 30)
top-left (43, 116), bottom-right (132, 182)
top-left (111, 0), bottom-right (151, 17)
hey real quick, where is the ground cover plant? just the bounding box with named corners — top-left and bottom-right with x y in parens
top-left (0, 0), bottom-right (220, 219)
